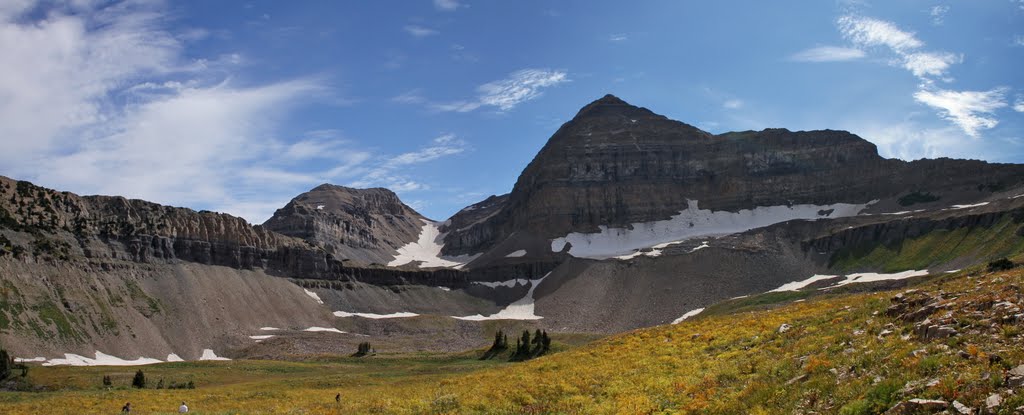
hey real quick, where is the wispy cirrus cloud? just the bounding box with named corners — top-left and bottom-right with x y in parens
top-left (832, 14), bottom-right (1009, 137)
top-left (433, 0), bottom-right (460, 11)
top-left (431, 69), bottom-right (569, 113)
top-left (1015, 96), bottom-right (1024, 113)
top-left (0, 0), bottom-right (462, 224)
top-left (929, 5), bottom-right (949, 26)
top-left (912, 88), bottom-right (1008, 137)
top-left (789, 46), bottom-right (865, 62)
top-left (348, 134), bottom-right (468, 191)
top-left (404, 24), bottom-right (438, 37)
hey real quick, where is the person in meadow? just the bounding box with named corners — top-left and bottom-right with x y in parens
top-left (179, 401), bottom-right (189, 413)
top-left (335, 393), bottom-right (341, 403)
top-left (121, 402), bottom-right (131, 414)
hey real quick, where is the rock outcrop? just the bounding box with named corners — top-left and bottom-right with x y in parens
top-left (262, 184), bottom-right (427, 265)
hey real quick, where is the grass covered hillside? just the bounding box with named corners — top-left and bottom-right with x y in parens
top-left (2, 265), bottom-right (1023, 414)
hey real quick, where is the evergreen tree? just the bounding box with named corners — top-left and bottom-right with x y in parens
top-left (0, 348), bottom-right (10, 380)
top-left (352, 342), bottom-right (372, 357)
top-left (541, 330), bottom-right (551, 353)
top-left (132, 369), bottom-right (146, 388)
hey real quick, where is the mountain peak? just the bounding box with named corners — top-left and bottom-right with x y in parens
top-left (572, 93), bottom-right (658, 120)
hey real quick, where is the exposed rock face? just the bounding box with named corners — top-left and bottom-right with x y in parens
top-left (262, 184), bottom-right (426, 265)
top-left (442, 94), bottom-right (1024, 255)
top-left (439, 194), bottom-right (508, 255)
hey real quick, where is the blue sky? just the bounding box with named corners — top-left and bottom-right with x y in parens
top-left (1, 0), bottom-right (1022, 223)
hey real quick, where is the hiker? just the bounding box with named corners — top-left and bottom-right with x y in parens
top-left (121, 402), bottom-right (131, 414)
top-left (335, 393), bottom-right (341, 403)
top-left (179, 401), bottom-right (189, 413)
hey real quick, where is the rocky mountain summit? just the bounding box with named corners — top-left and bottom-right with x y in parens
top-left (262, 183), bottom-right (427, 265)
top-left (441, 94), bottom-right (1024, 256)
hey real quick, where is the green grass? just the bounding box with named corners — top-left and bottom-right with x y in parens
top-left (830, 216), bottom-right (1024, 272)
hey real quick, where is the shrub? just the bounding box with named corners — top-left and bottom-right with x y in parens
top-left (987, 258), bottom-right (1014, 272)
top-left (102, 375), bottom-right (112, 387)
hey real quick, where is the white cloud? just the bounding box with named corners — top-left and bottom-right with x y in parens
top-left (404, 25), bottom-right (438, 37)
top-left (1014, 35), bottom-right (1024, 47)
top-left (392, 89), bottom-right (427, 104)
top-left (722, 99), bottom-right (744, 109)
top-left (434, 69), bottom-right (569, 113)
top-left (930, 5), bottom-right (949, 25)
top-left (433, 0), bottom-right (460, 11)
top-left (913, 87), bottom-right (1008, 137)
top-left (348, 134), bottom-right (468, 192)
top-left (0, 1), bottom-right (373, 224)
top-left (838, 15), bottom-right (924, 52)
top-left (790, 46), bottom-right (866, 62)
top-left (849, 122), bottom-right (989, 161)
top-left (609, 33), bottom-right (628, 42)
top-left (902, 52), bottom-right (960, 78)
top-left (833, 14), bottom-right (1013, 137)
top-left (1013, 96), bottom-right (1024, 113)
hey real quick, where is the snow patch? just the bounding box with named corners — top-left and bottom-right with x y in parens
top-left (166, 354), bottom-right (184, 362)
top-left (473, 279), bottom-right (529, 288)
top-left (388, 219), bottom-right (479, 268)
top-left (199, 349), bottom-right (230, 361)
top-left (945, 269), bottom-right (961, 274)
top-left (316, 204), bottom-right (325, 210)
top-left (249, 335), bottom-right (275, 340)
top-left (14, 357), bottom-right (45, 363)
top-left (835, 270), bottom-right (929, 286)
top-left (304, 326), bottom-right (346, 334)
top-left (950, 202), bottom-right (989, 209)
top-left (505, 249), bottom-right (527, 258)
top-left (333, 311), bottom-right (419, 319)
top-left (671, 308), bottom-right (705, 324)
top-left (304, 289), bottom-right (324, 305)
top-left (453, 272), bottom-right (551, 321)
top-left (770, 274), bottom-right (840, 292)
top-left (42, 351), bottom-right (164, 367)
top-left (769, 270), bottom-right (930, 292)
top-left (554, 199), bottom-right (872, 259)
top-left (259, 327), bottom-right (280, 331)
top-left (436, 286), bottom-right (451, 291)
top-left (615, 240), bottom-right (709, 260)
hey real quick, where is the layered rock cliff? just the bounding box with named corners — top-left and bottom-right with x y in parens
top-left (441, 94), bottom-right (1024, 255)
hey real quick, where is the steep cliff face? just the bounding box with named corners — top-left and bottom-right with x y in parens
top-left (262, 184), bottom-right (427, 265)
top-left (442, 94), bottom-right (1024, 255)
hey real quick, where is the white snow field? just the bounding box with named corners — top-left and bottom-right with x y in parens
top-left (505, 249), bottom-right (527, 258)
top-left (304, 288), bottom-right (324, 304)
top-left (671, 308), bottom-right (705, 324)
top-left (249, 335), bottom-right (275, 340)
top-left (769, 270), bottom-right (930, 292)
top-left (303, 326), bottom-right (347, 334)
top-left (13, 357), bottom-right (45, 363)
top-left (199, 349), bottom-right (230, 361)
top-left (453, 272), bottom-right (551, 321)
top-left (166, 354), bottom-right (184, 362)
top-left (41, 351), bottom-right (164, 366)
top-left (552, 199), bottom-right (872, 259)
top-left (333, 311), bottom-right (419, 319)
top-left (388, 219), bottom-right (479, 268)
top-left (616, 240), bottom-right (712, 260)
